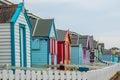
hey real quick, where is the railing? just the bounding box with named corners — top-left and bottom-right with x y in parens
top-left (0, 63), bottom-right (120, 80)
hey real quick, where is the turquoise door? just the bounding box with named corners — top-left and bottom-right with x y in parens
top-left (20, 24), bottom-right (26, 67)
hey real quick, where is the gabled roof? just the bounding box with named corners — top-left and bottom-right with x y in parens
top-left (32, 19), bottom-right (53, 37)
top-left (56, 29), bottom-right (67, 41)
top-left (79, 35), bottom-right (88, 48)
top-left (70, 31), bottom-right (90, 48)
top-left (56, 29), bottom-right (71, 44)
top-left (70, 31), bottom-right (81, 45)
top-left (0, 4), bottom-right (18, 23)
top-left (0, 3), bottom-right (32, 31)
top-left (29, 16), bottom-right (37, 34)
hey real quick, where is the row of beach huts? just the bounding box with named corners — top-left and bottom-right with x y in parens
top-left (0, 0), bottom-right (118, 70)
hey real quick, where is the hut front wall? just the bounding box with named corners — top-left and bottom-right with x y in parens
top-left (32, 39), bottom-right (48, 68)
top-left (15, 12), bottom-right (31, 67)
top-left (0, 23), bottom-right (11, 65)
top-left (71, 46), bottom-right (79, 64)
top-left (79, 45), bottom-right (83, 64)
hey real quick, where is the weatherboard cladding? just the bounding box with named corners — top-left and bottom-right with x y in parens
top-left (32, 39), bottom-right (48, 67)
top-left (15, 12), bottom-right (31, 67)
top-left (0, 23), bottom-right (11, 65)
top-left (33, 19), bottom-right (53, 36)
top-left (0, 3), bottom-right (31, 67)
top-left (0, 4), bottom-right (17, 23)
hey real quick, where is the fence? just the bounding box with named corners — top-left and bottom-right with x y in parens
top-left (0, 63), bottom-right (120, 80)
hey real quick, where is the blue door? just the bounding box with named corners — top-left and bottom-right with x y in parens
top-left (20, 24), bottom-right (26, 67)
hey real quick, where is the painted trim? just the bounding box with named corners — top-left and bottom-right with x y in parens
top-left (19, 24), bottom-right (27, 67)
top-left (52, 19), bottom-right (57, 39)
top-left (48, 19), bottom-right (57, 39)
top-left (10, 2), bottom-right (32, 67)
top-left (10, 3), bottom-right (23, 23)
top-left (10, 22), bottom-right (15, 66)
top-left (19, 26), bottom-right (22, 67)
top-left (24, 8), bottom-right (33, 67)
top-left (10, 3), bottom-right (23, 67)
top-left (24, 9), bottom-right (32, 31)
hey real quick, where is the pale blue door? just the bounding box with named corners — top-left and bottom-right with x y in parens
top-left (20, 24), bottom-right (26, 67)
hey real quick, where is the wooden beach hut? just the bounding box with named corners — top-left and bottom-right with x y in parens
top-left (79, 35), bottom-right (91, 64)
top-left (0, 3), bottom-right (32, 67)
top-left (31, 18), bottom-right (57, 69)
top-left (56, 29), bottom-right (71, 69)
top-left (70, 32), bottom-right (83, 65)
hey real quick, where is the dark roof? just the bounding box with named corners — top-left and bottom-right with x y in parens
top-left (56, 29), bottom-right (67, 41)
top-left (33, 19), bottom-right (53, 36)
top-left (79, 36), bottom-right (88, 48)
top-left (0, 4), bottom-right (18, 23)
top-left (70, 31), bottom-right (81, 45)
top-left (29, 16), bottom-right (37, 34)
top-left (70, 31), bottom-right (89, 48)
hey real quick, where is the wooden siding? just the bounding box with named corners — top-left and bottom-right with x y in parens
top-left (57, 42), bottom-right (64, 64)
top-left (71, 45), bottom-right (83, 65)
top-left (32, 39), bottom-right (48, 67)
top-left (0, 23), bottom-right (11, 65)
top-left (71, 46), bottom-right (79, 64)
top-left (15, 12), bottom-right (31, 67)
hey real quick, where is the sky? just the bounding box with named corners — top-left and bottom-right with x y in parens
top-left (11, 0), bottom-right (120, 49)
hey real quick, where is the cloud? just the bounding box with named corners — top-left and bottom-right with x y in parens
top-left (95, 35), bottom-right (120, 49)
top-left (11, 0), bottom-right (120, 48)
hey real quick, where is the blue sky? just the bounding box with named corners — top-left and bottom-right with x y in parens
top-left (11, 0), bottom-right (120, 49)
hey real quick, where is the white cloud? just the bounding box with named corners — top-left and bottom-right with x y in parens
top-left (10, 0), bottom-right (120, 48)
top-left (95, 36), bottom-right (120, 49)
